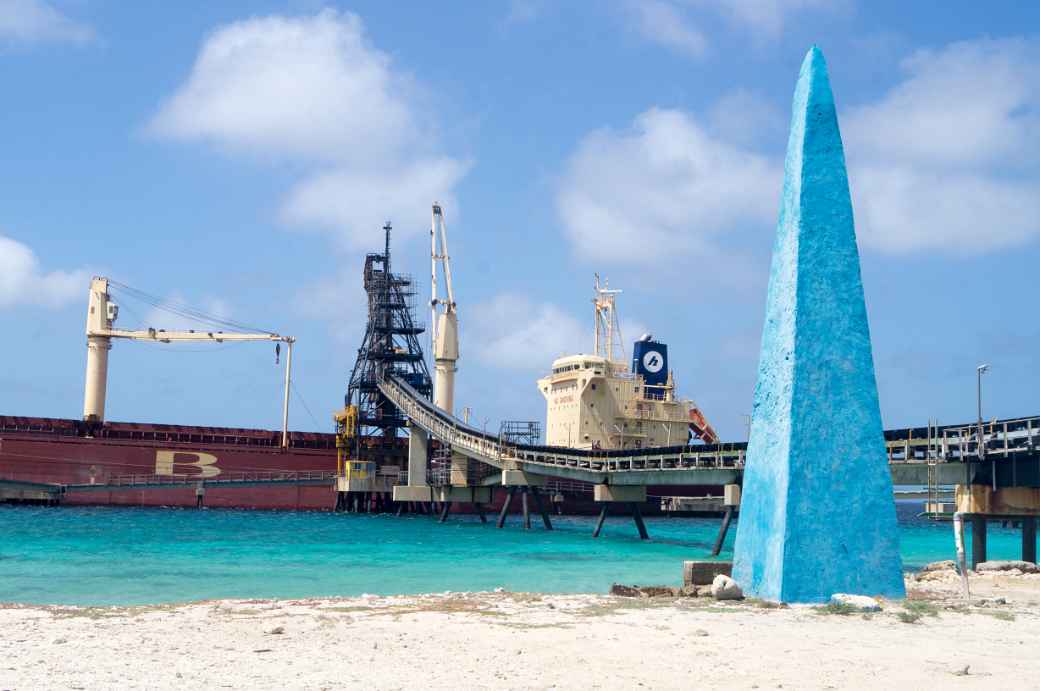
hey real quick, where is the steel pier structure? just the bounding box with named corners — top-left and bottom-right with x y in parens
top-left (382, 370), bottom-right (1040, 541)
top-left (380, 374), bottom-right (1040, 487)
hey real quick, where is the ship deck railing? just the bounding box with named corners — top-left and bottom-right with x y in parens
top-left (70, 470), bottom-right (339, 489)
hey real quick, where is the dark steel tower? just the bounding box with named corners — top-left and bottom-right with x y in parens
top-left (346, 223), bottom-right (432, 453)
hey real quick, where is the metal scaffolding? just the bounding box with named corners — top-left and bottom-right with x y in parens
top-left (499, 420), bottom-right (542, 446)
top-left (346, 223), bottom-right (432, 454)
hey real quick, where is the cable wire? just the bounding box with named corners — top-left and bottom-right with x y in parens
top-left (290, 380), bottom-right (323, 431)
top-left (107, 280), bottom-right (276, 335)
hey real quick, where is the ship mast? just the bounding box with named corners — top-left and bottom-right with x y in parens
top-left (430, 203), bottom-right (459, 414)
top-left (593, 274), bottom-right (624, 365)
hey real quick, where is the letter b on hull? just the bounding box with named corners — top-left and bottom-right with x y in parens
top-left (155, 450), bottom-right (221, 478)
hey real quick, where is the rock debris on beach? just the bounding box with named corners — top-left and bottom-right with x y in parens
top-left (3, 573), bottom-right (1040, 689)
top-left (829, 594), bottom-right (881, 612)
top-left (710, 575), bottom-right (744, 601)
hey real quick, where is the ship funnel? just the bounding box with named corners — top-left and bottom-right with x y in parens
top-left (632, 338), bottom-right (668, 388)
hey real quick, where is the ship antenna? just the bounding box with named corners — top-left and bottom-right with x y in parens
top-left (593, 274), bottom-right (624, 364)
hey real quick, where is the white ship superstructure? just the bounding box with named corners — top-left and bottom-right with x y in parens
top-left (538, 277), bottom-right (717, 450)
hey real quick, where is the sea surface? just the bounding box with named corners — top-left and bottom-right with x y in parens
top-left (0, 502), bottom-right (1025, 606)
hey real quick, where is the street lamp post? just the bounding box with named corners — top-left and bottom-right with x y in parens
top-left (977, 363), bottom-right (992, 489)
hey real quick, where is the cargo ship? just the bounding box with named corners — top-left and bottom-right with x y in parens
top-left (538, 276), bottom-right (717, 450)
top-left (0, 415), bottom-right (359, 509)
top-left (0, 273), bottom-right (405, 510)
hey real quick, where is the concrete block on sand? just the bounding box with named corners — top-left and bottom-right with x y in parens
top-left (683, 560), bottom-right (732, 586)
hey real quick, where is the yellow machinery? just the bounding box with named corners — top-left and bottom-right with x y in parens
top-left (334, 405), bottom-right (359, 477)
top-left (334, 404), bottom-right (377, 489)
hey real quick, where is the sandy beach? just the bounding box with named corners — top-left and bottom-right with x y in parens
top-left (3, 571), bottom-right (1040, 690)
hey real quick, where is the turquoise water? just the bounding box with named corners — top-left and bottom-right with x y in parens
top-left (0, 502), bottom-right (1024, 606)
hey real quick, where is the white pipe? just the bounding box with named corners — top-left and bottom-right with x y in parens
top-left (83, 334), bottom-right (111, 422)
top-left (83, 276), bottom-right (113, 423)
top-left (953, 511), bottom-right (971, 599)
top-left (281, 338), bottom-right (293, 449)
top-left (435, 356), bottom-right (455, 413)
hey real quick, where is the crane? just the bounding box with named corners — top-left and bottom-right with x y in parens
top-left (430, 203), bottom-right (458, 414)
top-left (82, 276), bottom-right (297, 448)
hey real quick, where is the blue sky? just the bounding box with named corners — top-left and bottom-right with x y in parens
top-left (2, 0), bottom-right (1038, 440)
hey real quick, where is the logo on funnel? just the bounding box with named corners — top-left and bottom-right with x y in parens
top-left (642, 350), bottom-right (664, 374)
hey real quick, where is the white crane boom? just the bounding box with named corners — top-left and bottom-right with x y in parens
top-left (430, 203), bottom-right (459, 415)
top-left (97, 328), bottom-right (292, 343)
top-left (83, 276), bottom-right (296, 448)
top-left (429, 203), bottom-right (467, 487)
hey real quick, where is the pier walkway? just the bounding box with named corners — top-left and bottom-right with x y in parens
top-left (379, 375), bottom-right (1040, 487)
top-left (0, 478), bottom-right (64, 504)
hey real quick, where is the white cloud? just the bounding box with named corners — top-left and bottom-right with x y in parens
top-left (559, 37), bottom-right (1040, 261)
top-left (150, 9), bottom-right (468, 249)
top-left (0, 0), bottom-right (93, 44)
top-left (707, 87), bottom-right (784, 147)
top-left (465, 292), bottom-right (649, 371)
top-left (282, 158), bottom-right (470, 250)
top-left (293, 271), bottom-right (366, 345)
top-left (556, 107), bottom-right (778, 263)
top-left (693, 0), bottom-right (839, 38)
top-left (466, 294), bottom-right (586, 371)
top-left (625, 0), bottom-right (707, 58)
top-left (623, 0), bottom-right (838, 56)
top-left (0, 234), bottom-right (90, 308)
top-left (844, 37), bottom-right (1040, 253)
top-left (150, 10), bottom-right (414, 163)
top-left (506, 0), bottom-right (542, 24)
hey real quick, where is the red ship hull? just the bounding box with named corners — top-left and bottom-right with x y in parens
top-left (0, 415), bottom-right (363, 510)
top-left (0, 416), bottom-right (715, 514)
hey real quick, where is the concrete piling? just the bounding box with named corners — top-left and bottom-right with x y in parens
top-left (1024, 518), bottom-right (1037, 563)
top-left (972, 515), bottom-right (988, 568)
top-left (592, 505), bottom-right (608, 538)
top-left (497, 487), bottom-right (515, 528)
top-left (631, 503), bottom-right (649, 540)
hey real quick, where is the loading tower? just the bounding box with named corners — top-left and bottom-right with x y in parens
top-left (346, 223), bottom-right (432, 454)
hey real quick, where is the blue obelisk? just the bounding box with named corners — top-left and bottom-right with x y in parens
top-left (731, 46), bottom-right (905, 603)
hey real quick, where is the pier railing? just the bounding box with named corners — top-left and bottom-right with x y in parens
top-left (379, 375), bottom-right (1040, 486)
